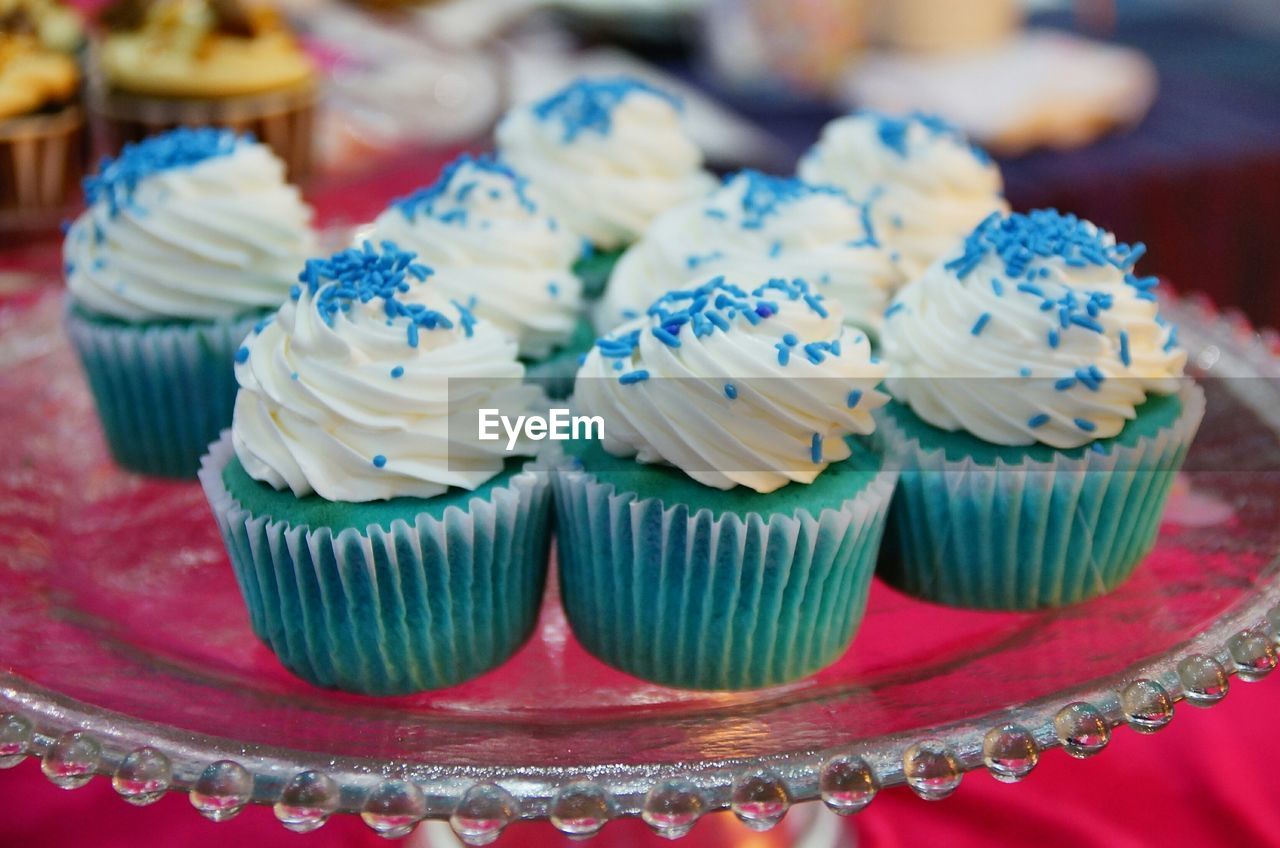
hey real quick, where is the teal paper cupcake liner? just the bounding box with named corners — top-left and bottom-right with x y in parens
top-left (552, 461), bottom-right (897, 690)
top-left (876, 384), bottom-right (1206, 610)
top-left (64, 304), bottom-right (262, 478)
top-left (199, 433), bottom-right (557, 695)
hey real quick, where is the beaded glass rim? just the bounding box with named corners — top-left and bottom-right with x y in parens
top-left (0, 290), bottom-right (1278, 841)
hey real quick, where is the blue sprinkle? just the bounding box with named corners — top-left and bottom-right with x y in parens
top-left (991, 279), bottom-right (1004, 296)
top-left (769, 239), bottom-right (783, 258)
top-left (619, 369), bottom-right (650, 385)
top-left (1090, 442), bottom-right (1107, 454)
top-left (1019, 367), bottom-right (1032, 378)
top-left (548, 282), bottom-right (560, 298)
top-left (1048, 329), bottom-right (1060, 348)
top-left (782, 332), bottom-right (798, 347)
top-left (1074, 418), bottom-right (1097, 432)
top-left (1054, 377), bottom-right (1076, 390)
top-left (810, 432), bottom-right (823, 464)
top-left (847, 389), bottom-right (862, 408)
top-left (885, 302), bottom-right (905, 319)
top-left (390, 365), bottom-right (404, 379)
top-left (1028, 413), bottom-right (1050, 428)
top-left (1119, 330), bottom-right (1131, 367)
top-left (652, 326), bottom-right (682, 347)
top-left (290, 372), bottom-right (299, 381)
top-left (372, 454), bottom-right (387, 468)
top-left (724, 383), bottom-right (737, 400)
top-left (776, 344), bottom-right (791, 366)
top-left (971, 312), bottom-right (992, 336)
top-left (234, 346), bottom-right (249, 364)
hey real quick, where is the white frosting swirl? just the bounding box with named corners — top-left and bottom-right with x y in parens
top-left (232, 244), bottom-right (542, 502)
top-left (799, 111), bottom-right (1008, 279)
top-left (596, 170), bottom-right (903, 334)
top-left (496, 77), bottom-right (714, 250)
top-left (883, 210), bottom-right (1186, 449)
top-left (65, 129), bottom-right (315, 322)
top-left (366, 155), bottom-right (585, 360)
top-left (575, 276), bottom-right (887, 493)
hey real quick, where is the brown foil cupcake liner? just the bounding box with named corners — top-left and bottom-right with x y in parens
top-left (92, 84), bottom-right (317, 181)
top-left (0, 106), bottom-right (89, 233)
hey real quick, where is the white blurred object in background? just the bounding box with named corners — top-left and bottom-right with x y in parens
top-left (840, 30), bottom-right (1158, 154)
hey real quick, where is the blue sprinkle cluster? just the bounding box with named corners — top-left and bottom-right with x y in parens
top-left (595, 276), bottom-right (839, 384)
top-left (292, 242), bottom-right (474, 348)
top-left (532, 77), bottom-right (680, 143)
top-left (862, 110), bottom-right (991, 165)
top-left (391, 153), bottom-right (538, 224)
top-left (945, 210), bottom-right (1149, 288)
top-left (729, 170), bottom-right (851, 230)
top-left (83, 127), bottom-right (244, 217)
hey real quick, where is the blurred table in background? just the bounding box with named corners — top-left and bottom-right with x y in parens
top-left (674, 7), bottom-right (1280, 329)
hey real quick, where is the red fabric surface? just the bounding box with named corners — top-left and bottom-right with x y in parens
top-left (1, 678), bottom-right (1278, 846)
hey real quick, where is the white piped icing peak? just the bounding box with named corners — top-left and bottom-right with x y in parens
top-left (231, 242), bottom-right (541, 503)
top-left (575, 275), bottom-right (887, 494)
top-left (883, 210), bottom-right (1186, 449)
top-left (496, 76), bottom-right (715, 250)
top-left (65, 128), bottom-right (316, 321)
top-left (799, 110), bottom-right (1007, 280)
top-left (367, 154), bottom-right (585, 360)
top-left (596, 170), bottom-right (903, 335)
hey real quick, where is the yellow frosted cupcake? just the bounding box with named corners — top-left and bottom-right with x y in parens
top-left (93, 0), bottom-right (316, 178)
top-left (0, 0), bottom-right (88, 229)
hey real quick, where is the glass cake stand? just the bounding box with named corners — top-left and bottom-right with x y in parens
top-left (1, 283), bottom-right (1278, 843)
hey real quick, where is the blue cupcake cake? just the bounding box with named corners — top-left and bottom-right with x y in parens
top-left (879, 209), bottom-right (1204, 609)
top-left (367, 153), bottom-right (590, 398)
top-left (597, 169), bottom-right (902, 336)
top-left (497, 76), bottom-right (714, 298)
top-left (199, 242), bottom-right (555, 695)
top-left (63, 127), bottom-right (316, 477)
top-left (556, 274), bottom-right (896, 690)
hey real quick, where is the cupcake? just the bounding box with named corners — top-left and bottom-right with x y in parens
top-left (94, 0), bottom-right (316, 179)
top-left (596, 169), bottom-right (903, 336)
top-left (366, 153), bottom-right (589, 398)
top-left (878, 210), bottom-right (1204, 610)
top-left (63, 127), bottom-right (315, 478)
top-left (496, 76), bottom-right (714, 299)
top-left (798, 110), bottom-right (1008, 280)
top-left (556, 275), bottom-right (896, 690)
top-left (200, 242), bottom-right (554, 695)
top-left (0, 0), bottom-right (88, 229)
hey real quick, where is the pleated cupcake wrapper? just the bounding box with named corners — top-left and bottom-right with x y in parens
top-left (0, 107), bottom-right (88, 227)
top-left (876, 383), bottom-right (1206, 610)
top-left (199, 433), bottom-right (557, 696)
top-left (553, 463), bottom-right (898, 690)
top-left (65, 307), bottom-right (259, 479)
top-left (91, 85), bottom-right (316, 181)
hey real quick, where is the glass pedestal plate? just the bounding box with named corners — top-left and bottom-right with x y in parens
top-left (1, 285), bottom-right (1277, 843)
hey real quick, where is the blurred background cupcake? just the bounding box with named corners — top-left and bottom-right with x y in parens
top-left (496, 75), bottom-right (715, 299)
top-left (0, 0), bottom-right (88, 232)
top-left (63, 127), bottom-right (316, 477)
top-left (595, 168), bottom-right (902, 337)
top-left (365, 152), bottom-right (591, 398)
top-left (92, 0), bottom-right (317, 179)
